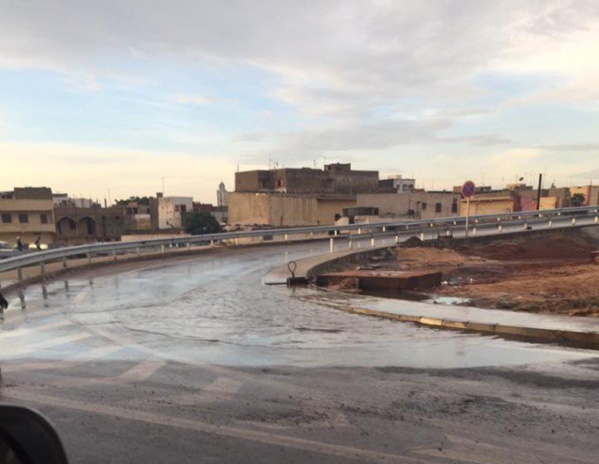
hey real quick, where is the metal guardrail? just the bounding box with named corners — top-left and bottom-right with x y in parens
top-left (0, 206), bottom-right (597, 277)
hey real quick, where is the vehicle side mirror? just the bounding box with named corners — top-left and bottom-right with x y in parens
top-left (0, 405), bottom-right (68, 464)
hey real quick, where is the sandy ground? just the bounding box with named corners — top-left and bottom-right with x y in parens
top-left (333, 231), bottom-right (599, 317)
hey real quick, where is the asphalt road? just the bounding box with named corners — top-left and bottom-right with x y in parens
top-left (1, 240), bottom-right (598, 463)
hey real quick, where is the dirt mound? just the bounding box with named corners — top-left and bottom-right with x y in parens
top-left (459, 235), bottom-right (596, 261)
top-left (396, 247), bottom-right (485, 269)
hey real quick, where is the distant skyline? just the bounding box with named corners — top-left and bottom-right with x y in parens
top-left (1, 0), bottom-right (597, 203)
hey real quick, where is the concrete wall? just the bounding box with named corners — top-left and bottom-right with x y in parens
top-left (229, 193), bottom-right (273, 225)
top-left (460, 197), bottom-right (516, 216)
top-left (228, 192), bottom-right (355, 226)
top-left (316, 198), bottom-right (357, 224)
top-left (356, 192), bottom-right (459, 220)
top-left (158, 197), bottom-right (193, 229)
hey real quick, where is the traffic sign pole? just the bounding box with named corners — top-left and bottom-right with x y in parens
top-left (465, 197), bottom-right (470, 237)
top-left (461, 180), bottom-right (476, 239)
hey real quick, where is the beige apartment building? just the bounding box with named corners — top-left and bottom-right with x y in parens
top-left (228, 192), bottom-right (356, 227)
top-left (0, 187), bottom-right (56, 246)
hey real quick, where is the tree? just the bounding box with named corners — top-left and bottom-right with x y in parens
top-left (115, 196), bottom-right (151, 206)
top-left (184, 212), bottom-right (222, 235)
top-left (571, 193), bottom-right (586, 207)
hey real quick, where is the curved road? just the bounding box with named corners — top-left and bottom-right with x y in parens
top-left (1, 240), bottom-right (598, 464)
top-left (0, 240), bottom-right (592, 368)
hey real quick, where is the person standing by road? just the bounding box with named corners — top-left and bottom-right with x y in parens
top-left (16, 237), bottom-right (24, 252)
top-left (35, 236), bottom-right (42, 251)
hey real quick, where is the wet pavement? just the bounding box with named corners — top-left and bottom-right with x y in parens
top-left (0, 240), bottom-right (595, 369)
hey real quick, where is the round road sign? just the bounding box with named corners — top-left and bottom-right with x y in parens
top-left (461, 180), bottom-right (476, 198)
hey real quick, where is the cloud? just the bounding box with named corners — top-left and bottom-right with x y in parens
top-left (172, 93), bottom-right (211, 105)
top-left (2, 1), bottom-right (598, 113)
top-left (495, 148), bottom-right (545, 161)
top-left (0, 0), bottom-right (597, 192)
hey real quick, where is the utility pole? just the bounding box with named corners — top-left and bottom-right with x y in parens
top-left (536, 173), bottom-right (543, 210)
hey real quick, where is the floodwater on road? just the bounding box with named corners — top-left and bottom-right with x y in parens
top-left (0, 241), bottom-right (594, 368)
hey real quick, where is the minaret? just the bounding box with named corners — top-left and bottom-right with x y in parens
top-left (217, 182), bottom-right (228, 208)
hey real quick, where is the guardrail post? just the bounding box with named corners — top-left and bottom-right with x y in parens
top-left (348, 238), bottom-right (353, 250)
top-left (357, 227), bottom-right (361, 235)
top-left (420, 232), bottom-right (424, 241)
top-left (284, 233), bottom-right (288, 241)
top-left (382, 226), bottom-right (386, 232)
top-left (329, 238), bottom-right (334, 254)
top-left (595, 216), bottom-right (598, 223)
top-left (136, 247), bottom-right (141, 256)
top-left (371, 237), bottom-right (375, 248)
top-left (235, 237), bottom-right (240, 246)
top-left (112, 250), bottom-right (117, 261)
top-left (498, 224), bottom-right (502, 233)
top-left (87, 253), bottom-right (92, 265)
top-left (161, 245), bottom-right (165, 254)
top-left (40, 261), bottom-right (46, 275)
top-left (310, 231), bottom-right (314, 239)
top-left (186, 243), bottom-right (191, 250)
top-left (210, 240), bottom-right (215, 247)
top-left (472, 227), bottom-right (477, 236)
top-left (395, 234), bottom-right (399, 244)
top-left (17, 267), bottom-right (23, 281)
top-left (548, 219), bottom-right (552, 228)
top-left (62, 257), bottom-right (67, 269)
top-left (571, 218), bottom-right (576, 225)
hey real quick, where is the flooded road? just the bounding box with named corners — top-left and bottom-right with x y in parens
top-left (0, 241), bottom-right (594, 368)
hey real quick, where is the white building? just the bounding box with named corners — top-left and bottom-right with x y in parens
top-left (387, 175), bottom-right (415, 193)
top-left (157, 195), bottom-right (193, 229)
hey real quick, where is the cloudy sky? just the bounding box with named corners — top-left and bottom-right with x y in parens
top-left (1, 0), bottom-right (597, 203)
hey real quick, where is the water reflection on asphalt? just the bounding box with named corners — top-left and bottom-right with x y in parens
top-left (1, 242), bottom-right (594, 368)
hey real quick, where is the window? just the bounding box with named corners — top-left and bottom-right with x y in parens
top-left (1, 213), bottom-right (11, 223)
top-left (451, 200), bottom-right (458, 213)
top-left (435, 203), bottom-right (442, 213)
top-left (19, 213), bottom-right (28, 223)
top-left (421, 202), bottom-right (427, 210)
top-left (41, 213), bottom-right (49, 224)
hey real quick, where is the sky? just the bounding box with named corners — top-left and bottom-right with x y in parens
top-left (0, 0), bottom-right (598, 204)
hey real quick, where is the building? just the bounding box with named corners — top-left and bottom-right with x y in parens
top-left (570, 185), bottom-right (599, 206)
top-left (460, 190), bottom-right (519, 216)
top-left (229, 163), bottom-right (378, 226)
top-left (235, 163), bottom-right (379, 195)
top-left (54, 203), bottom-right (137, 244)
top-left (53, 194), bottom-right (100, 208)
top-left (228, 192), bottom-right (356, 227)
top-left (156, 194), bottom-right (193, 230)
top-left (356, 191), bottom-right (460, 220)
top-left (0, 187), bottom-right (56, 246)
top-left (378, 175), bottom-right (415, 193)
